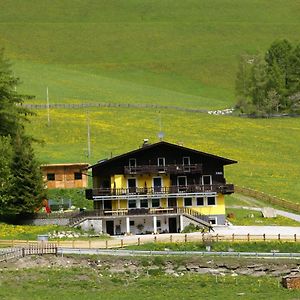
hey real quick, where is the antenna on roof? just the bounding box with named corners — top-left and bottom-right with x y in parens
top-left (86, 111), bottom-right (91, 158)
top-left (157, 111), bottom-right (165, 141)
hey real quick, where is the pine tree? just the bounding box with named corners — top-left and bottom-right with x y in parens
top-left (9, 133), bottom-right (45, 214)
top-left (0, 48), bottom-right (33, 137)
top-left (0, 136), bottom-right (13, 215)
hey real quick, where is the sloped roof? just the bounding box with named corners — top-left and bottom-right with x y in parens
top-left (89, 141), bottom-right (237, 169)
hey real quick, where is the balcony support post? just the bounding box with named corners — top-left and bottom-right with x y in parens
top-left (179, 215), bottom-right (184, 232)
top-left (126, 217), bottom-right (130, 235)
top-left (153, 216), bottom-right (157, 234)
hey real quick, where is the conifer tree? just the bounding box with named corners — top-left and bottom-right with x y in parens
top-left (9, 133), bottom-right (45, 214)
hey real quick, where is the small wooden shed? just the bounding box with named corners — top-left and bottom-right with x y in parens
top-left (41, 163), bottom-right (89, 189)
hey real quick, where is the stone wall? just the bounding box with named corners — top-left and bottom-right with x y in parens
top-left (21, 218), bottom-right (70, 226)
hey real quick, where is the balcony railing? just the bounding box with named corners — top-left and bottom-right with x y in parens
top-left (69, 207), bottom-right (211, 227)
top-left (86, 184), bottom-right (234, 200)
top-left (124, 164), bottom-right (202, 175)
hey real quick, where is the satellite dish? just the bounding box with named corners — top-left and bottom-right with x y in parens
top-left (158, 131), bottom-right (165, 141)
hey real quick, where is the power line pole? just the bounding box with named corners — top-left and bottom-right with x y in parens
top-left (46, 87), bottom-right (50, 126)
top-left (87, 111), bottom-right (91, 158)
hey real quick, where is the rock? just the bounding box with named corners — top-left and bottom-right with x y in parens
top-left (177, 266), bottom-right (187, 272)
top-left (186, 264), bottom-right (199, 270)
top-left (252, 271), bottom-right (267, 277)
top-left (196, 268), bottom-right (211, 274)
top-left (236, 268), bottom-right (253, 275)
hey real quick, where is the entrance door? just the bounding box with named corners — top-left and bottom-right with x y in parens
top-left (106, 220), bottom-right (114, 235)
top-left (153, 177), bottom-right (162, 193)
top-left (169, 217), bottom-right (177, 233)
top-left (128, 178), bottom-right (137, 193)
top-left (202, 175), bottom-right (212, 191)
top-left (177, 176), bottom-right (187, 192)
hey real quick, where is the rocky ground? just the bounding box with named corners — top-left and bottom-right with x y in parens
top-left (1, 254), bottom-right (300, 278)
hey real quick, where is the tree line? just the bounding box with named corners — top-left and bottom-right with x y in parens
top-left (0, 49), bottom-right (45, 218)
top-left (235, 40), bottom-right (300, 116)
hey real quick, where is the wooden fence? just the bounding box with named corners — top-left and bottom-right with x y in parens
top-left (1, 234), bottom-right (300, 250)
top-left (235, 186), bottom-right (300, 213)
top-left (22, 102), bottom-right (208, 114)
top-left (0, 243), bottom-right (57, 262)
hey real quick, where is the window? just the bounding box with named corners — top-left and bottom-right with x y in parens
top-left (157, 157), bottom-right (165, 166)
top-left (47, 173), bottom-right (55, 181)
top-left (129, 158), bottom-right (136, 167)
top-left (207, 196), bottom-right (216, 206)
top-left (196, 197), bottom-right (204, 206)
top-left (209, 217), bottom-right (217, 225)
top-left (74, 172), bottom-right (82, 180)
top-left (157, 220), bottom-right (161, 228)
top-left (184, 197), bottom-right (192, 207)
top-left (152, 199), bottom-right (160, 207)
top-left (183, 157), bottom-right (190, 165)
top-left (129, 220), bottom-right (135, 226)
top-left (140, 199), bottom-right (148, 208)
top-left (128, 200), bottom-right (136, 208)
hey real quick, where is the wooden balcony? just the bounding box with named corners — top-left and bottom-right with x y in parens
top-left (69, 207), bottom-right (211, 226)
top-left (124, 163), bottom-right (202, 175)
top-left (85, 184), bottom-right (234, 200)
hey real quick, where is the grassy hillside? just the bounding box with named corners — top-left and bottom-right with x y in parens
top-left (2, 1), bottom-right (300, 204)
top-left (1, 0), bottom-right (300, 108)
top-left (26, 108), bottom-right (300, 204)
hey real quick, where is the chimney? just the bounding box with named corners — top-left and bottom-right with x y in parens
top-left (142, 139), bottom-right (149, 147)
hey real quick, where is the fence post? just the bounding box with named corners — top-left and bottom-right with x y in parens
top-left (22, 248), bottom-right (25, 257)
top-left (294, 234), bottom-right (297, 242)
top-left (138, 237), bottom-right (140, 246)
top-left (216, 233), bottom-right (219, 242)
top-left (263, 234), bottom-right (266, 241)
top-left (170, 235), bottom-right (172, 243)
top-left (247, 233), bottom-right (250, 242)
top-left (232, 234), bottom-right (235, 242)
top-left (121, 239), bottom-right (124, 248)
top-left (154, 236), bottom-right (157, 243)
top-left (185, 234), bottom-right (187, 243)
top-left (278, 234), bottom-right (280, 241)
top-left (105, 240), bottom-right (108, 249)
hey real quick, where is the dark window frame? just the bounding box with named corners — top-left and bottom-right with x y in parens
top-left (196, 197), bottom-right (204, 206)
top-left (184, 197), bottom-right (193, 207)
top-left (207, 196), bottom-right (216, 206)
top-left (151, 199), bottom-right (160, 208)
top-left (74, 172), bottom-right (82, 180)
top-left (47, 173), bottom-right (55, 181)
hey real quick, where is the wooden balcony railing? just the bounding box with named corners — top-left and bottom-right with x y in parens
top-left (85, 184), bottom-right (234, 199)
top-left (69, 207), bottom-right (211, 226)
top-left (124, 164), bottom-right (202, 175)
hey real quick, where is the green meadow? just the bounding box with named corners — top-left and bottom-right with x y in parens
top-left (1, 268), bottom-right (299, 300)
top-left (1, 1), bottom-right (299, 206)
top-left (26, 108), bottom-right (300, 204)
top-left (1, 0), bottom-right (300, 108)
